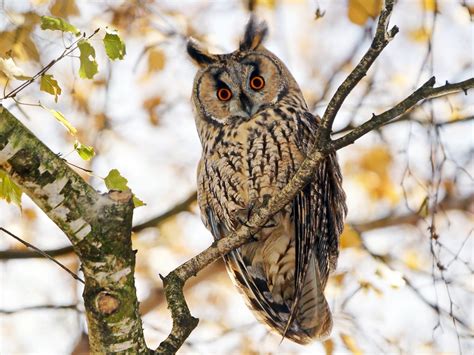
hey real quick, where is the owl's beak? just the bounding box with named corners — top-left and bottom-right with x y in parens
top-left (240, 93), bottom-right (258, 117)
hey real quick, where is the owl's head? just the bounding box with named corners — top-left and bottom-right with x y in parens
top-left (188, 17), bottom-right (304, 126)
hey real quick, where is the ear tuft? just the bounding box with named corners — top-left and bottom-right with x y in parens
top-left (239, 16), bottom-right (268, 51)
top-left (187, 38), bottom-right (217, 67)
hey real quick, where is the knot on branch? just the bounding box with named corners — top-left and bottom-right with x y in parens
top-left (96, 291), bottom-right (121, 315)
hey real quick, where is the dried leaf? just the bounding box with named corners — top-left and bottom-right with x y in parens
top-left (347, 146), bottom-right (399, 204)
top-left (408, 27), bottom-right (431, 42)
top-left (147, 48), bottom-right (166, 73)
top-left (422, 0), bottom-right (437, 12)
top-left (0, 13), bottom-right (40, 62)
top-left (46, 107), bottom-right (77, 136)
top-left (340, 224), bottom-right (362, 249)
top-left (403, 250), bottom-right (422, 270)
top-left (348, 0), bottom-right (382, 26)
top-left (50, 0), bottom-right (80, 18)
top-left (143, 96), bottom-right (162, 125)
top-left (340, 333), bottom-right (363, 355)
top-left (323, 339), bottom-right (334, 355)
top-left (0, 57), bottom-right (30, 80)
top-left (375, 266), bottom-right (406, 288)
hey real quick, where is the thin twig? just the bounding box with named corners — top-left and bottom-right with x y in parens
top-left (0, 304), bottom-right (79, 315)
top-left (332, 78), bottom-right (474, 150)
top-left (0, 192), bottom-right (198, 260)
top-left (1, 29), bottom-right (100, 101)
top-left (317, 0), bottom-right (399, 143)
top-left (0, 227), bottom-right (85, 284)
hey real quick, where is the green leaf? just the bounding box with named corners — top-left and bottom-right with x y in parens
top-left (40, 74), bottom-right (62, 102)
top-left (40, 16), bottom-right (80, 36)
top-left (47, 107), bottom-right (77, 135)
top-left (104, 169), bottom-right (145, 208)
top-left (104, 169), bottom-right (129, 191)
top-left (0, 171), bottom-right (22, 207)
top-left (74, 141), bottom-right (95, 161)
top-left (78, 40), bottom-right (98, 79)
top-left (132, 195), bottom-right (145, 208)
top-left (103, 30), bottom-right (126, 60)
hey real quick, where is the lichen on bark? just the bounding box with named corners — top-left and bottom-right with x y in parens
top-left (0, 106), bottom-right (148, 353)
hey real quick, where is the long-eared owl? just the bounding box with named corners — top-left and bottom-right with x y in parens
top-left (188, 17), bottom-right (347, 344)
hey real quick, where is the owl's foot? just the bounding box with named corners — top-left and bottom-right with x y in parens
top-left (235, 195), bottom-right (277, 231)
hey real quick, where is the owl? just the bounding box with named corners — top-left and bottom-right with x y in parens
top-left (188, 17), bottom-right (346, 344)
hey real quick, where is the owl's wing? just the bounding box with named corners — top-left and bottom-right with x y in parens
top-left (203, 207), bottom-right (304, 340)
top-left (285, 112), bottom-right (346, 338)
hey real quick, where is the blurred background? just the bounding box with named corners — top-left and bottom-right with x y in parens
top-left (0, 0), bottom-right (473, 353)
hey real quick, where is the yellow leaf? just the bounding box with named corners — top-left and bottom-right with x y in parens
top-left (50, 0), bottom-right (80, 18)
top-left (323, 339), bottom-right (334, 355)
top-left (40, 74), bottom-right (62, 102)
top-left (449, 107), bottom-right (463, 121)
top-left (408, 27), bottom-right (431, 42)
top-left (340, 224), bottom-right (361, 249)
top-left (403, 250), bottom-right (422, 270)
top-left (375, 266), bottom-right (405, 288)
top-left (348, 0), bottom-right (382, 26)
top-left (359, 280), bottom-right (383, 296)
top-left (340, 333), bottom-right (363, 355)
top-left (143, 96), bottom-right (162, 125)
top-left (255, 0), bottom-right (277, 9)
top-left (332, 272), bottom-right (347, 286)
top-left (147, 49), bottom-right (166, 73)
top-left (0, 13), bottom-right (40, 62)
top-left (422, 0), bottom-right (437, 12)
top-left (46, 107), bottom-right (77, 136)
top-left (347, 146), bottom-right (400, 204)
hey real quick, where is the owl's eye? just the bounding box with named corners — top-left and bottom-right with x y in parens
top-left (250, 75), bottom-right (265, 90)
top-left (217, 87), bottom-right (232, 101)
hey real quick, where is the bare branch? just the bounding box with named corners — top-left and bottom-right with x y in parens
top-left (332, 78), bottom-right (474, 150)
top-left (0, 304), bottom-right (79, 315)
top-left (0, 227), bottom-right (84, 283)
top-left (352, 193), bottom-right (473, 233)
top-left (0, 191), bottom-right (197, 260)
top-left (317, 0), bottom-right (399, 143)
top-left (133, 191), bottom-right (197, 232)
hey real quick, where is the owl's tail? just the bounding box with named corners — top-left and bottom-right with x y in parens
top-left (225, 248), bottom-right (332, 345)
top-left (290, 254), bottom-right (333, 342)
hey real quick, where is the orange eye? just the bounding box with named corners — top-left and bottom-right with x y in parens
top-left (250, 75), bottom-right (265, 90)
top-left (217, 87), bottom-right (232, 101)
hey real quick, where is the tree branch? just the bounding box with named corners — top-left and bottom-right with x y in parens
top-left (317, 0), bottom-right (398, 143)
top-left (156, 0), bottom-right (473, 352)
top-left (352, 193), bottom-right (473, 232)
top-left (332, 77), bottom-right (474, 150)
top-left (0, 107), bottom-right (148, 353)
top-left (0, 191), bottom-right (198, 260)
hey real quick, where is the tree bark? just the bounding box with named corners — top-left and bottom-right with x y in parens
top-left (0, 106), bottom-right (147, 353)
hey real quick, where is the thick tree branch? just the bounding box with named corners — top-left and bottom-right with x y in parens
top-left (0, 107), bottom-right (147, 353)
